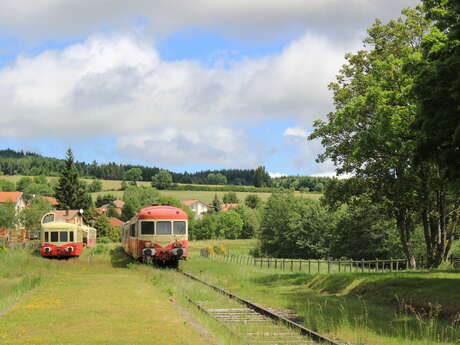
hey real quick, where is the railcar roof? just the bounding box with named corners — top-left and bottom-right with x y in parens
top-left (138, 205), bottom-right (188, 220)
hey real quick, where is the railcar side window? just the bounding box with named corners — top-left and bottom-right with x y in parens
top-left (45, 232), bottom-right (49, 242)
top-left (42, 214), bottom-right (54, 223)
top-left (130, 223), bottom-right (136, 237)
top-left (141, 221), bottom-right (155, 235)
top-left (173, 221), bottom-right (186, 235)
top-left (50, 231), bottom-right (58, 242)
top-left (60, 232), bottom-right (68, 242)
top-left (70, 232), bottom-right (74, 242)
top-left (156, 221), bottom-right (172, 235)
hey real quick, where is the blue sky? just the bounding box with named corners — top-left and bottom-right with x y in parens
top-left (0, 0), bottom-right (419, 176)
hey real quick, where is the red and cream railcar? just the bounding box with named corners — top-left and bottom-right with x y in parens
top-left (40, 210), bottom-right (96, 258)
top-left (122, 205), bottom-right (188, 267)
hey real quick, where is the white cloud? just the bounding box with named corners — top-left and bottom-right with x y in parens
top-left (0, 0), bottom-right (419, 42)
top-left (284, 126), bottom-right (308, 138)
top-left (0, 32), bottom-right (347, 166)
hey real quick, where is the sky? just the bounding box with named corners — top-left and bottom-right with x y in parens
top-left (0, 0), bottom-right (420, 177)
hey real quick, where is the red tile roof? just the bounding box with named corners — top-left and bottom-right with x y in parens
top-left (41, 196), bottom-right (59, 206)
top-left (0, 192), bottom-right (23, 203)
top-left (108, 217), bottom-right (124, 227)
top-left (181, 199), bottom-right (199, 206)
top-left (221, 203), bottom-right (239, 212)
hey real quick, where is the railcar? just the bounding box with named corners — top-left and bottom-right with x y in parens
top-left (122, 205), bottom-right (188, 268)
top-left (40, 211), bottom-right (96, 258)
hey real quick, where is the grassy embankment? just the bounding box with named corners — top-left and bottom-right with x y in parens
top-left (181, 239), bottom-right (460, 345)
top-left (0, 245), bottom-right (237, 345)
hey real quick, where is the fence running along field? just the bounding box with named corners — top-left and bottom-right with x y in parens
top-left (200, 250), bottom-right (460, 273)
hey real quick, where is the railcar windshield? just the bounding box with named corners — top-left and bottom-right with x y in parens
top-left (60, 231), bottom-right (68, 242)
top-left (44, 231), bottom-right (74, 243)
top-left (50, 231), bottom-right (59, 242)
top-left (156, 221), bottom-right (172, 235)
top-left (141, 221), bottom-right (155, 235)
top-left (173, 221), bottom-right (186, 235)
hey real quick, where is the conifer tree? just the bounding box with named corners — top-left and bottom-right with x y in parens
top-left (55, 149), bottom-right (91, 210)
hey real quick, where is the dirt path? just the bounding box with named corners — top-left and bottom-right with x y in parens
top-left (0, 253), bottom-right (214, 345)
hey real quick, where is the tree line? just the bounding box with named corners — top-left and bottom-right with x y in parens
top-left (0, 149), bottom-right (330, 191)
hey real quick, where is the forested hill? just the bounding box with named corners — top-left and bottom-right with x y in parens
top-left (0, 149), bottom-right (330, 191)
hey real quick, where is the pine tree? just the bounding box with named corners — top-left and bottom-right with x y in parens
top-left (212, 194), bottom-right (221, 212)
top-left (55, 149), bottom-right (91, 210)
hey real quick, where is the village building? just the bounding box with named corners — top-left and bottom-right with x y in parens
top-left (0, 192), bottom-right (27, 242)
top-left (220, 203), bottom-right (240, 212)
top-left (181, 200), bottom-right (209, 219)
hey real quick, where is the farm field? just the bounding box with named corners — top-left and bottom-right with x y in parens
top-left (91, 189), bottom-right (321, 204)
top-left (0, 175), bottom-right (322, 203)
top-left (0, 247), bottom-right (219, 345)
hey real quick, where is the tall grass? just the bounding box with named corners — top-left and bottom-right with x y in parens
top-left (181, 253), bottom-right (460, 345)
top-left (0, 248), bottom-right (53, 312)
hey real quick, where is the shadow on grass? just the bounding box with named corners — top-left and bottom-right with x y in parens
top-left (110, 246), bottom-right (134, 268)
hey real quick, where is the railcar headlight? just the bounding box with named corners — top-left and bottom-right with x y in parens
top-left (145, 242), bottom-right (151, 248)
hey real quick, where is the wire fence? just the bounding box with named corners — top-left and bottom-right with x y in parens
top-left (200, 249), bottom-right (460, 273)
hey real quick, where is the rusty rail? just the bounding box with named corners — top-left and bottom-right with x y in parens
top-left (179, 270), bottom-right (343, 345)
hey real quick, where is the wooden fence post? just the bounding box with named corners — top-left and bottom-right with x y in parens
top-left (376, 258), bottom-right (379, 272)
top-left (327, 259), bottom-right (331, 274)
top-left (275, 258), bottom-right (277, 269)
top-left (338, 260), bottom-right (341, 273)
top-left (290, 259), bottom-right (293, 272)
top-left (361, 259), bottom-right (364, 273)
top-left (299, 259), bottom-right (302, 272)
top-left (308, 260), bottom-right (311, 274)
top-left (318, 260), bottom-right (320, 273)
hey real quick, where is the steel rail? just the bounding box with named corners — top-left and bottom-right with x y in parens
top-left (179, 270), bottom-right (343, 345)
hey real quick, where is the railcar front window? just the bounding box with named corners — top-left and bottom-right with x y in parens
top-left (141, 221), bottom-right (155, 235)
top-left (173, 221), bottom-right (186, 235)
top-left (60, 232), bottom-right (68, 242)
top-left (45, 232), bottom-right (49, 242)
top-left (50, 232), bottom-right (58, 242)
top-left (69, 232), bottom-right (74, 242)
top-left (156, 221), bottom-right (172, 235)
top-left (130, 224), bottom-right (136, 237)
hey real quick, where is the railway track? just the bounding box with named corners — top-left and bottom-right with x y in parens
top-left (178, 270), bottom-right (343, 345)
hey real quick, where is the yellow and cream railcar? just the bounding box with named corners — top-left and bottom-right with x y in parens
top-left (40, 210), bottom-right (96, 258)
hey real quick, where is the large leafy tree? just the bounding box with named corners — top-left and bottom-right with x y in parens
top-left (310, 8), bottom-right (432, 267)
top-left (55, 149), bottom-right (92, 210)
top-left (415, 0), bottom-right (460, 178)
top-left (20, 198), bottom-right (53, 231)
top-left (0, 201), bottom-right (17, 229)
top-left (151, 170), bottom-right (173, 190)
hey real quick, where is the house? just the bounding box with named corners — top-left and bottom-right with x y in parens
top-left (181, 200), bottom-right (209, 219)
top-left (220, 203), bottom-right (239, 212)
top-left (41, 196), bottom-right (59, 208)
top-left (108, 217), bottom-right (124, 228)
top-left (100, 199), bottom-right (124, 216)
top-left (0, 192), bottom-right (27, 242)
top-left (0, 192), bottom-right (26, 214)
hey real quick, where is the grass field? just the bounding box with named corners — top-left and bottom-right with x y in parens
top-left (183, 239), bottom-right (460, 345)
top-left (1, 175), bottom-right (322, 203)
top-left (0, 247), bottom-right (221, 345)
top-left (91, 189), bottom-right (322, 204)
